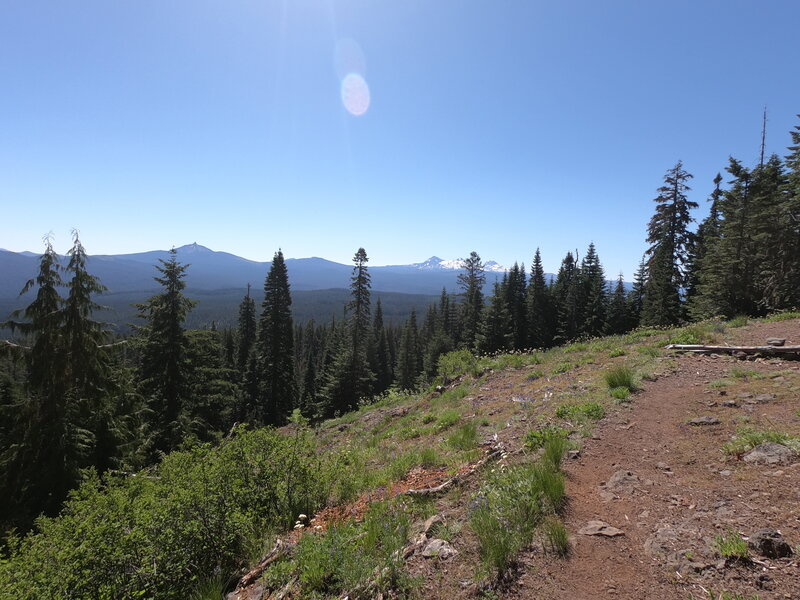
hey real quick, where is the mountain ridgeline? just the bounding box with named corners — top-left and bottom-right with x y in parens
top-left (1, 115), bottom-right (800, 599)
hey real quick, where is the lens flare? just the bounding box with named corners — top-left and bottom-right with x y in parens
top-left (341, 73), bottom-right (370, 116)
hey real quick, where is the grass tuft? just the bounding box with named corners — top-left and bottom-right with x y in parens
top-left (714, 530), bottom-right (749, 560)
top-left (604, 366), bottom-right (637, 392)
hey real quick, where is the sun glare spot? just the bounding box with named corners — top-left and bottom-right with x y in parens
top-left (341, 73), bottom-right (370, 116)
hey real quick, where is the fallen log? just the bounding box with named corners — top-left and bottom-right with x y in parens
top-left (665, 343), bottom-right (800, 356)
top-left (402, 446), bottom-right (503, 496)
top-left (233, 539), bottom-right (295, 593)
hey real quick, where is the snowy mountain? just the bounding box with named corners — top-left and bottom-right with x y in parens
top-left (407, 256), bottom-right (508, 272)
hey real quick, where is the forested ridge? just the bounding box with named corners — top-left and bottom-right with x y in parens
top-left (1, 115), bottom-right (799, 598)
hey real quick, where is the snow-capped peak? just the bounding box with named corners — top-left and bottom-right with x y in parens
top-left (411, 256), bottom-right (508, 272)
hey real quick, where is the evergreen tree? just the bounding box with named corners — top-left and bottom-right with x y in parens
top-left (395, 309), bottom-right (422, 390)
top-left (475, 281), bottom-right (513, 354)
top-left (136, 248), bottom-right (196, 453)
top-left (256, 250), bottom-right (296, 426)
top-left (236, 284), bottom-right (257, 377)
top-left (457, 251), bottom-right (485, 349)
top-left (552, 251), bottom-right (580, 342)
top-left (526, 248), bottom-right (554, 348)
top-left (627, 256), bottom-right (647, 327)
top-left (503, 262), bottom-right (528, 350)
top-left (641, 161), bottom-right (696, 326)
top-left (686, 173), bottom-right (723, 303)
top-left (372, 299), bottom-right (393, 393)
top-left (319, 248), bottom-right (375, 416)
top-left (607, 274), bottom-right (630, 335)
top-left (578, 242), bottom-right (607, 337)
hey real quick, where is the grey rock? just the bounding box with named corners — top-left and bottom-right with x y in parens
top-left (743, 442), bottom-right (795, 466)
top-left (422, 538), bottom-right (458, 559)
top-left (719, 469), bottom-right (733, 476)
top-left (605, 470), bottom-right (649, 494)
top-left (689, 416), bottom-right (721, 426)
top-left (766, 338), bottom-right (786, 347)
top-left (721, 400), bottom-right (738, 408)
top-left (655, 462), bottom-right (671, 471)
top-left (749, 529), bottom-right (793, 559)
top-left (422, 514), bottom-right (444, 536)
top-left (754, 393), bottom-right (775, 403)
top-left (567, 449), bottom-right (581, 460)
top-left (578, 520), bottom-right (624, 537)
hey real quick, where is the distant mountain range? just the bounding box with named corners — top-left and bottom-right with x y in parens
top-left (0, 244), bottom-right (517, 330)
top-left (0, 243), bottom-right (511, 299)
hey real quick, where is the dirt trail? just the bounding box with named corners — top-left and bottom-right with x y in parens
top-left (515, 321), bottom-right (800, 600)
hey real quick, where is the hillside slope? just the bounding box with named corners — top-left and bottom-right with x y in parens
top-left (231, 317), bottom-right (800, 600)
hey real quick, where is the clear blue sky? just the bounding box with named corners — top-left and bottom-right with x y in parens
top-left (2, 1), bottom-right (798, 278)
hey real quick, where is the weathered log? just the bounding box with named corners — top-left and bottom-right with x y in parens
top-left (402, 447), bottom-right (502, 496)
top-left (665, 344), bottom-right (800, 355)
top-left (235, 539), bottom-right (295, 592)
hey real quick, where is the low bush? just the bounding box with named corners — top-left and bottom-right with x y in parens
top-left (723, 427), bottom-right (800, 455)
top-left (610, 386), bottom-right (630, 401)
top-left (555, 401), bottom-right (605, 422)
top-left (714, 530), bottom-right (749, 560)
top-left (542, 517), bottom-right (569, 556)
top-left (604, 366), bottom-right (637, 392)
top-left (438, 350), bottom-right (479, 383)
top-left (435, 409), bottom-right (461, 431)
top-left (523, 425), bottom-right (569, 451)
top-left (470, 437), bottom-right (567, 580)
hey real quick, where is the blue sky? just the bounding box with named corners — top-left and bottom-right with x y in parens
top-left (1, 1), bottom-right (798, 278)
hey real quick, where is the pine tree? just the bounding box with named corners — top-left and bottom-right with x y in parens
top-left (553, 251), bottom-right (580, 342)
top-left (641, 161), bottom-right (696, 326)
top-left (627, 256), bottom-right (647, 327)
top-left (319, 248), bottom-right (375, 416)
top-left (526, 248), bottom-right (554, 348)
top-left (62, 231), bottom-right (110, 398)
top-left (476, 281), bottom-right (513, 354)
top-left (256, 250), bottom-right (296, 426)
top-left (578, 242), bottom-right (607, 337)
top-left (396, 309), bottom-right (422, 390)
top-left (372, 298), bottom-right (392, 393)
top-left (136, 248), bottom-right (196, 453)
top-left (457, 251), bottom-right (485, 349)
top-left (686, 173), bottom-right (723, 303)
top-left (503, 263), bottom-right (527, 350)
top-left (236, 284), bottom-right (257, 377)
top-left (607, 274), bottom-right (630, 335)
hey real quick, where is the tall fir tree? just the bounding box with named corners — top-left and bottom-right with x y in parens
top-left (503, 262), bottom-right (528, 350)
top-left (320, 248), bottom-right (375, 416)
top-left (255, 250), bottom-right (296, 426)
top-left (578, 242), bottom-right (607, 337)
top-left (372, 298), bottom-right (393, 393)
top-left (236, 284), bottom-right (257, 377)
top-left (526, 248), bottom-right (554, 348)
top-left (606, 274), bottom-right (630, 335)
top-left (395, 309), bottom-right (422, 390)
top-left (457, 251), bottom-right (485, 350)
top-left (136, 248), bottom-right (196, 453)
top-left (476, 281), bottom-right (513, 354)
top-left (641, 161), bottom-right (696, 326)
top-left (553, 251), bottom-right (580, 343)
top-left (627, 256), bottom-right (647, 327)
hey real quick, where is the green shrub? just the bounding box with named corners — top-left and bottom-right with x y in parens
top-left (555, 401), bottom-right (605, 422)
top-left (421, 413), bottom-right (436, 424)
top-left (728, 315), bottom-right (749, 328)
top-left (637, 345), bottom-right (660, 358)
top-left (419, 448), bottom-right (443, 468)
top-left (435, 409), bottom-right (461, 431)
top-left (0, 427), bottom-right (337, 600)
top-left (764, 311), bottom-right (800, 322)
top-left (729, 367), bottom-right (759, 380)
top-left (541, 435), bottom-right (569, 475)
top-left (542, 517), bottom-right (569, 556)
top-left (438, 349), bottom-right (479, 382)
top-left (447, 422), bottom-right (478, 451)
top-left (470, 446), bottom-right (567, 580)
top-left (714, 530), bottom-right (749, 560)
top-left (604, 366), bottom-right (636, 392)
top-left (608, 348), bottom-right (626, 358)
top-left (708, 378), bottom-right (734, 388)
top-left (526, 370), bottom-right (545, 381)
top-left (288, 502), bottom-right (414, 597)
top-left (610, 386), bottom-right (630, 401)
top-left (552, 362), bottom-right (573, 375)
top-left (523, 425), bottom-right (568, 451)
top-left (723, 427), bottom-right (800, 455)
